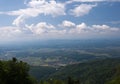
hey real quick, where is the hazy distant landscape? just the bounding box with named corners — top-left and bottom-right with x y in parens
top-left (0, 39), bottom-right (120, 67)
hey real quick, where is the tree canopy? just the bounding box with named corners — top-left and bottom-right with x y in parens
top-left (0, 58), bottom-right (36, 84)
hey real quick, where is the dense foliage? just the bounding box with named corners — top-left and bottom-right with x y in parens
top-left (30, 66), bottom-right (56, 80)
top-left (48, 58), bottom-right (120, 84)
top-left (30, 58), bottom-right (120, 84)
top-left (0, 58), bottom-right (36, 84)
top-left (0, 58), bottom-right (120, 84)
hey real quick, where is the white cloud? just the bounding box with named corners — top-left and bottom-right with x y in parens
top-left (60, 20), bottom-right (76, 28)
top-left (36, 22), bottom-right (55, 29)
top-left (0, 0), bottom-right (119, 40)
top-left (7, 8), bottom-right (40, 17)
top-left (76, 23), bottom-right (87, 29)
top-left (49, 29), bottom-right (67, 35)
top-left (3, 0), bottom-right (66, 17)
top-left (26, 22), bottom-right (55, 35)
top-left (28, 0), bottom-right (66, 17)
top-left (70, 0), bottom-right (104, 2)
top-left (0, 0), bottom-right (66, 28)
top-left (26, 22), bottom-right (67, 35)
top-left (0, 26), bottom-right (23, 38)
top-left (12, 15), bottom-right (28, 27)
top-left (92, 24), bottom-right (119, 32)
top-left (69, 0), bottom-right (120, 3)
top-left (70, 4), bottom-right (97, 17)
top-left (69, 23), bottom-right (86, 33)
top-left (59, 20), bottom-right (120, 34)
top-left (92, 24), bottom-right (109, 30)
top-left (0, 21), bottom-right (119, 39)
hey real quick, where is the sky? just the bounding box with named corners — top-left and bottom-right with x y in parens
top-left (0, 0), bottom-right (120, 42)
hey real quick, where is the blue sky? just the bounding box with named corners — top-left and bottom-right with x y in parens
top-left (0, 0), bottom-right (120, 41)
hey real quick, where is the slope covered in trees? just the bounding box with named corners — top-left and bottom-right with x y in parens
top-left (0, 58), bottom-right (36, 84)
top-left (30, 58), bottom-right (120, 84)
top-left (30, 66), bottom-right (56, 80)
top-left (0, 58), bottom-right (120, 84)
top-left (48, 58), bottom-right (120, 84)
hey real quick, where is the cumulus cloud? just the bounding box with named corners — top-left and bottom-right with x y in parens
top-left (27, 0), bottom-right (66, 17)
top-left (60, 20), bottom-right (76, 28)
top-left (3, 0), bottom-right (66, 17)
top-left (0, 26), bottom-right (23, 38)
top-left (0, 0), bottom-right (98, 29)
top-left (59, 20), bottom-right (120, 34)
top-left (26, 22), bottom-right (55, 35)
top-left (70, 4), bottom-right (97, 17)
top-left (69, 23), bottom-right (86, 33)
top-left (0, 0), bottom-right (119, 39)
top-left (92, 25), bottom-right (109, 30)
top-left (66, 0), bottom-right (120, 5)
top-left (92, 24), bottom-right (119, 32)
top-left (0, 21), bottom-right (119, 39)
top-left (0, 0), bottom-right (66, 27)
top-left (12, 15), bottom-right (28, 27)
top-left (29, 21), bottom-right (119, 35)
top-left (69, 0), bottom-right (120, 3)
top-left (0, 22), bottom-right (56, 39)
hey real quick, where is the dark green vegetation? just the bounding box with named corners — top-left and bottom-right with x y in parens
top-left (0, 58), bottom-right (120, 84)
top-left (0, 58), bottom-right (36, 84)
top-left (30, 66), bottom-right (56, 80)
top-left (30, 58), bottom-right (120, 84)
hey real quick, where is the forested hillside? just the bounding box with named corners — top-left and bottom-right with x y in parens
top-left (30, 66), bottom-right (56, 80)
top-left (0, 58), bottom-right (120, 84)
top-left (0, 58), bottom-right (36, 84)
top-left (30, 58), bottom-right (120, 84)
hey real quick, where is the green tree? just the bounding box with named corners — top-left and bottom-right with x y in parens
top-left (0, 58), bottom-right (36, 84)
